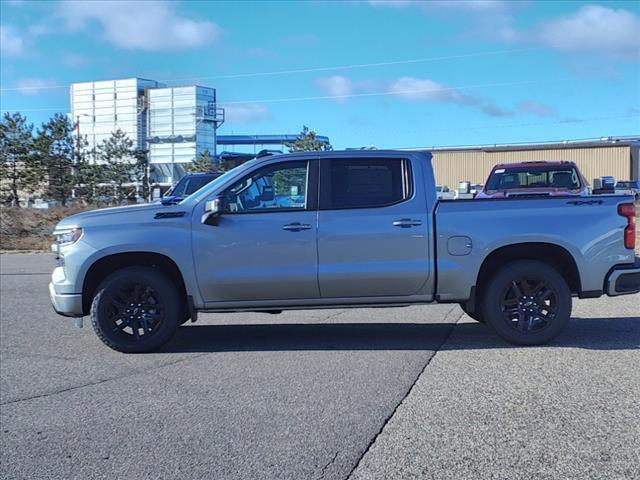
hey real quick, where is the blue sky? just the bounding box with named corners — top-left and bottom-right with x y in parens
top-left (1, 0), bottom-right (639, 149)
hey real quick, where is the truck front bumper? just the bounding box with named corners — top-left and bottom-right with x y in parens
top-left (606, 257), bottom-right (640, 296)
top-left (49, 266), bottom-right (84, 318)
top-left (49, 282), bottom-right (83, 317)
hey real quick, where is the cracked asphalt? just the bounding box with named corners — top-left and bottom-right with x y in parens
top-left (0, 254), bottom-right (458, 480)
top-left (1, 254), bottom-right (638, 480)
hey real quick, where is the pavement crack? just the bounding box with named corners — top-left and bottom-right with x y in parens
top-left (344, 305), bottom-right (464, 480)
top-left (316, 451), bottom-right (339, 480)
top-left (0, 353), bottom-right (210, 406)
top-left (323, 310), bottom-right (347, 321)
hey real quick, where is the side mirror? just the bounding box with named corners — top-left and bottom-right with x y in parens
top-left (201, 196), bottom-right (223, 226)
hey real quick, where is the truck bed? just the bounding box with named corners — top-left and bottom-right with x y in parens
top-left (434, 195), bottom-right (636, 301)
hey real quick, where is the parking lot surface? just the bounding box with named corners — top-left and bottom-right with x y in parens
top-left (1, 253), bottom-right (638, 480)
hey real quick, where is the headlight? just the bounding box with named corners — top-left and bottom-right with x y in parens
top-left (55, 227), bottom-right (83, 246)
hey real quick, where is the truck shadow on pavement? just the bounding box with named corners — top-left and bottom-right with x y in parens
top-left (160, 316), bottom-right (640, 353)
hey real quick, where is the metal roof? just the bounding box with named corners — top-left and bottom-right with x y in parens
top-left (401, 136), bottom-right (640, 153)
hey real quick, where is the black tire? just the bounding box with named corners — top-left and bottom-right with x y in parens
top-left (459, 301), bottom-right (485, 323)
top-left (481, 260), bottom-right (571, 346)
top-left (90, 266), bottom-right (182, 353)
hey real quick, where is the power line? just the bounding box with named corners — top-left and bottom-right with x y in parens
top-left (218, 77), bottom-right (567, 105)
top-left (1, 76), bottom-right (568, 112)
top-left (162, 48), bottom-right (540, 83)
top-left (0, 47), bottom-right (538, 93)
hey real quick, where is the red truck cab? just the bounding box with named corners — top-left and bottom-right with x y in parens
top-left (476, 161), bottom-right (589, 199)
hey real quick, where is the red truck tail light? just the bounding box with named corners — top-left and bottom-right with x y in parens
top-left (618, 203), bottom-right (636, 249)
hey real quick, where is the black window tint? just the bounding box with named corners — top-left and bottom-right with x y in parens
top-left (323, 159), bottom-right (410, 209)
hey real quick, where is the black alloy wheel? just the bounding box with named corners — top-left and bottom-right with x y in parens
top-left (91, 266), bottom-right (181, 353)
top-left (499, 277), bottom-right (558, 333)
top-left (482, 260), bottom-right (571, 345)
top-left (107, 282), bottom-right (164, 341)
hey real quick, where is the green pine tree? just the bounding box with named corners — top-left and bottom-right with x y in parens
top-left (186, 149), bottom-right (216, 173)
top-left (76, 147), bottom-right (105, 204)
top-left (97, 129), bottom-right (135, 203)
top-left (285, 126), bottom-right (332, 152)
top-left (0, 112), bottom-right (41, 207)
top-left (35, 114), bottom-right (75, 206)
top-left (132, 148), bottom-right (150, 201)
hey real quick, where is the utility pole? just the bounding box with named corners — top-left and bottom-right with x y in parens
top-left (72, 115), bottom-right (80, 199)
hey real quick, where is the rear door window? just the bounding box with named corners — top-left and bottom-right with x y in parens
top-left (320, 158), bottom-right (412, 209)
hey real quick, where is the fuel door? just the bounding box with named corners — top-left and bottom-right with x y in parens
top-left (447, 236), bottom-right (472, 256)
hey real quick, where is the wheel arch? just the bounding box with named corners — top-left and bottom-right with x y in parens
top-left (473, 242), bottom-right (582, 308)
top-left (82, 252), bottom-right (188, 315)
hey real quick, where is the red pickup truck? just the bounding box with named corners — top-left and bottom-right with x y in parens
top-left (476, 161), bottom-right (590, 199)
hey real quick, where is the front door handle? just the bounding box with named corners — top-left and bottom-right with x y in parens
top-left (283, 222), bottom-right (312, 232)
top-left (393, 218), bottom-right (422, 228)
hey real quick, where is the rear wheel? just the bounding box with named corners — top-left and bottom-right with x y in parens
top-left (482, 260), bottom-right (571, 345)
top-left (90, 267), bottom-right (181, 353)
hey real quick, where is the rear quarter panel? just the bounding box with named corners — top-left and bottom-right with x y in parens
top-left (435, 196), bottom-right (636, 300)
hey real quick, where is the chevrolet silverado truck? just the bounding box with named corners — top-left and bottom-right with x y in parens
top-left (49, 150), bottom-right (640, 353)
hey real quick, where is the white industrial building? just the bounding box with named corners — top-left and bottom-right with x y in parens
top-left (69, 78), bottom-right (224, 184)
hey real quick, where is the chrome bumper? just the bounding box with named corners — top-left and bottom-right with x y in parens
top-left (606, 257), bottom-right (640, 296)
top-left (49, 282), bottom-right (84, 317)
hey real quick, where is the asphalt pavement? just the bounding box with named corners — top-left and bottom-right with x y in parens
top-left (1, 254), bottom-right (638, 480)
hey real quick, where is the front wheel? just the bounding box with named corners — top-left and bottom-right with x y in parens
top-left (90, 266), bottom-right (182, 353)
top-left (482, 260), bottom-right (571, 345)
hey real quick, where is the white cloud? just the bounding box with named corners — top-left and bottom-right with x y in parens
top-left (389, 77), bottom-right (516, 117)
top-left (224, 104), bottom-right (271, 124)
top-left (0, 25), bottom-right (25, 56)
top-left (517, 100), bottom-right (555, 117)
top-left (370, 0), bottom-right (508, 11)
top-left (315, 76), bottom-right (378, 102)
top-left (537, 5), bottom-right (640, 57)
top-left (316, 76), bottom-right (353, 99)
top-left (57, 0), bottom-right (220, 51)
top-left (13, 78), bottom-right (59, 96)
top-left (369, 0), bottom-right (519, 43)
top-left (388, 77), bottom-right (478, 105)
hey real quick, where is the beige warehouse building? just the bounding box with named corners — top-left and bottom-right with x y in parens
top-left (407, 137), bottom-right (639, 188)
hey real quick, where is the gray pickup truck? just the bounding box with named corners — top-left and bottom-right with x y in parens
top-left (49, 150), bottom-right (640, 352)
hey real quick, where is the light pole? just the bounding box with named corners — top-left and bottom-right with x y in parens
top-left (72, 113), bottom-right (91, 199)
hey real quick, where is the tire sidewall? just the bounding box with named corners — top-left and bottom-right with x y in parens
top-left (91, 266), bottom-right (181, 353)
top-left (482, 260), bottom-right (572, 345)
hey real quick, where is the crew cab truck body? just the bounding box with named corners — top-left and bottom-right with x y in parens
top-left (49, 150), bottom-right (640, 352)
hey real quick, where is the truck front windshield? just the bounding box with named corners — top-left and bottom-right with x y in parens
top-left (180, 159), bottom-right (261, 203)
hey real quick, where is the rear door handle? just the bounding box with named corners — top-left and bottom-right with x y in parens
top-left (393, 218), bottom-right (422, 228)
top-left (282, 222), bottom-right (312, 232)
